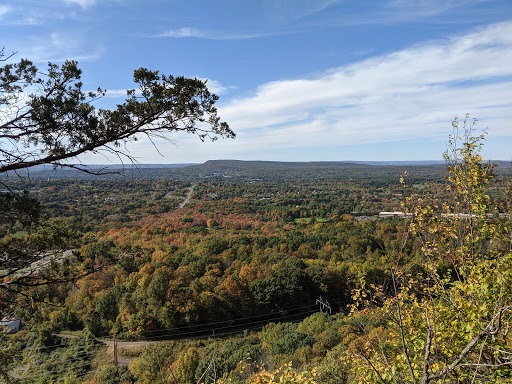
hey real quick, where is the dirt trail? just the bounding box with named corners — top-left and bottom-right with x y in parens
top-left (100, 339), bottom-right (151, 347)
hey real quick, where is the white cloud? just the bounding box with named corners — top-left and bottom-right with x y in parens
top-left (388, 0), bottom-right (469, 16)
top-left (216, 20), bottom-right (512, 153)
top-left (157, 27), bottom-right (207, 38)
top-left (102, 89), bottom-right (132, 98)
top-left (153, 27), bottom-right (276, 40)
top-left (63, 0), bottom-right (96, 9)
top-left (264, 0), bottom-right (342, 21)
top-left (0, 5), bottom-right (9, 18)
top-left (204, 79), bottom-right (228, 95)
top-left (151, 1), bottom-right (342, 41)
top-left (11, 32), bottom-right (104, 63)
top-left (80, 21), bottom-right (512, 163)
top-left (98, 78), bottom-right (232, 101)
top-left (0, 3), bottom-right (68, 26)
top-left (195, 78), bottom-right (236, 95)
top-left (317, 0), bottom-right (498, 28)
top-left (80, 20), bottom-right (512, 164)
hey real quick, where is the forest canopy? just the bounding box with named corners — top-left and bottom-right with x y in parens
top-left (0, 51), bottom-right (511, 383)
top-left (0, 50), bottom-right (233, 296)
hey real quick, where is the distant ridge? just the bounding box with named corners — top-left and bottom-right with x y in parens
top-left (21, 163), bottom-right (197, 171)
top-left (197, 159), bottom-right (371, 168)
top-left (17, 159), bottom-right (508, 171)
top-left (349, 160), bottom-right (445, 165)
top-left (2, 159), bottom-right (509, 181)
top-left (194, 159), bottom-right (448, 169)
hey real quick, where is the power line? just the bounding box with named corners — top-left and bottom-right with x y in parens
top-left (24, 336), bottom-right (103, 353)
top-left (316, 296), bottom-right (332, 314)
top-left (139, 303), bottom-right (318, 335)
top-left (28, 305), bottom-right (318, 353)
top-left (138, 308), bottom-right (318, 341)
top-left (99, 307), bottom-right (319, 343)
top-left (93, 303), bottom-right (318, 340)
top-left (19, 357), bottom-right (100, 381)
top-left (19, 304), bottom-right (355, 381)
top-left (25, 300), bottom-right (344, 355)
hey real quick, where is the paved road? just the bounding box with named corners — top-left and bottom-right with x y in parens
top-left (4, 249), bottom-right (75, 279)
top-left (28, 249), bottom-right (74, 271)
top-left (178, 184), bottom-right (196, 208)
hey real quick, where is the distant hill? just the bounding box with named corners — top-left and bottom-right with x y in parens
top-left (181, 160), bottom-right (448, 181)
top-left (0, 163), bottom-right (197, 180)
top-left (351, 160), bottom-right (445, 165)
top-left (1, 159), bottom-right (509, 181)
top-left (17, 163), bottom-right (197, 171)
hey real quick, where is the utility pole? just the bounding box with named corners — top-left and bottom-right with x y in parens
top-left (113, 325), bottom-right (118, 366)
top-left (196, 329), bottom-right (217, 384)
top-left (316, 296), bottom-right (331, 314)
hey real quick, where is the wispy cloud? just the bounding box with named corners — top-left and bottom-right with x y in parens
top-left (383, 0), bottom-right (499, 24)
top-left (217, 21), bottom-right (512, 152)
top-left (0, 5), bottom-right (9, 18)
top-left (63, 0), bottom-right (97, 9)
top-left (314, 0), bottom-right (501, 28)
top-left (302, 0), bottom-right (342, 17)
top-left (0, 4), bottom-right (36, 25)
top-left (10, 32), bottom-right (104, 63)
top-left (267, 0), bottom-right (343, 21)
top-left (153, 27), bottom-right (276, 40)
top-left (198, 79), bottom-right (236, 95)
top-left (388, 0), bottom-right (485, 14)
top-left (99, 78), bottom-right (233, 100)
top-left (85, 20), bottom-right (512, 163)
top-left (0, 3), bottom-right (78, 26)
top-left (153, 1), bottom-right (343, 40)
top-left (102, 89), bottom-right (133, 98)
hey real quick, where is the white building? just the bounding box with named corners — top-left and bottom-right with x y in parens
top-left (0, 316), bottom-right (21, 333)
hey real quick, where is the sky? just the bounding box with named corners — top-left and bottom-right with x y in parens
top-left (1, 0), bottom-right (511, 163)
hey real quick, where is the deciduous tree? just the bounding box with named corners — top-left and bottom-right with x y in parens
top-left (346, 115), bottom-right (512, 383)
top-left (0, 46), bottom-right (233, 295)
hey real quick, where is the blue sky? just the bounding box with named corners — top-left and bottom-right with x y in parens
top-left (1, 0), bottom-right (511, 163)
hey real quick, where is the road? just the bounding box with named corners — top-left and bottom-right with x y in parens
top-left (28, 249), bottom-right (74, 271)
top-left (50, 304), bottom-right (339, 367)
top-left (178, 184), bottom-right (196, 208)
top-left (56, 333), bottom-right (151, 348)
top-left (100, 339), bottom-right (151, 347)
top-left (4, 249), bottom-right (75, 279)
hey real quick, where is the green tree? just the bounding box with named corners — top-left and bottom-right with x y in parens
top-left (173, 347), bottom-right (200, 384)
top-left (249, 258), bottom-right (315, 309)
top-left (0, 46), bottom-right (233, 292)
top-left (0, 333), bottom-right (20, 384)
top-left (0, 46), bottom-right (233, 381)
top-left (98, 365), bottom-right (136, 384)
top-left (346, 115), bottom-right (512, 383)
